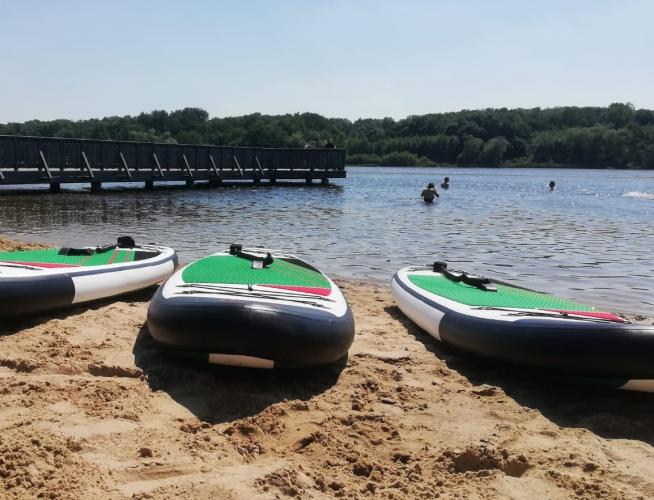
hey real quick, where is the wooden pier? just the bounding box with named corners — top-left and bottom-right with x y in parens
top-left (0, 135), bottom-right (346, 192)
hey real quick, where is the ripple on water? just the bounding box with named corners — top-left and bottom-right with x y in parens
top-left (0, 167), bottom-right (653, 315)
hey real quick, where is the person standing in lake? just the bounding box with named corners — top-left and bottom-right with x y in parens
top-left (441, 176), bottom-right (450, 189)
top-left (421, 182), bottom-right (439, 203)
top-left (549, 180), bottom-right (556, 192)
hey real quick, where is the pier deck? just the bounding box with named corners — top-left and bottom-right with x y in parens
top-left (0, 135), bottom-right (346, 192)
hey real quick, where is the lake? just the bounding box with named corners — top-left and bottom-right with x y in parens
top-left (1, 166), bottom-right (653, 315)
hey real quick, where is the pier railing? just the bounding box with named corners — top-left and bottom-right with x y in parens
top-left (0, 135), bottom-right (346, 191)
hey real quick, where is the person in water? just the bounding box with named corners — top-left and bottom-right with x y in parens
top-left (421, 182), bottom-right (439, 203)
top-left (441, 176), bottom-right (450, 189)
top-left (549, 180), bottom-right (556, 192)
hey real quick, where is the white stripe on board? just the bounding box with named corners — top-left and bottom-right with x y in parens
top-left (391, 276), bottom-right (444, 341)
top-left (72, 258), bottom-right (175, 303)
top-left (619, 379), bottom-right (654, 393)
top-left (208, 353), bottom-right (274, 369)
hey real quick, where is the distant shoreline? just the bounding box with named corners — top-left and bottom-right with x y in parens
top-left (4, 104), bottom-right (654, 172)
top-left (346, 163), bottom-right (653, 170)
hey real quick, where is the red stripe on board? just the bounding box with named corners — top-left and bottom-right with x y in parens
top-left (262, 285), bottom-right (332, 296)
top-left (0, 261), bottom-right (80, 269)
top-left (107, 250), bottom-right (119, 265)
top-left (546, 309), bottom-right (626, 323)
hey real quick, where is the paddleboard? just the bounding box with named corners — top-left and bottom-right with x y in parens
top-left (392, 261), bottom-right (654, 392)
top-left (147, 245), bottom-right (355, 368)
top-left (0, 238), bottom-right (177, 318)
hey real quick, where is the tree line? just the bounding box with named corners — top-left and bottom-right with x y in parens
top-left (1, 103), bottom-right (653, 168)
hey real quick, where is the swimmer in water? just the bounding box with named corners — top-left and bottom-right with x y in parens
top-left (549, 180), bottom-right (556, 192)
top-left (441, 176), bottom-right (450, 189)
top-left (421, 182), bottom-right (439, 203)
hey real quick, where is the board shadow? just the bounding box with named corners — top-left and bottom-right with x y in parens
top-left (384, 304), bottom-right (654, 446)
top-left (0, 285), bottom-right (159, 337)
top-left (132, 322), bottom-right (345, 425)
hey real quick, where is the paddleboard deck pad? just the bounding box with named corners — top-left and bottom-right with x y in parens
top-left (0, 238), bottom-right (177, 318)
top-left (391, 262), bottom-right (654, 392)
top-left (147, 245), bottom-right (355, 368)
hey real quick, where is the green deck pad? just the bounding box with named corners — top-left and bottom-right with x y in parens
top-left (182, 255), bottom-right (332, 289)
top-left (408, 274), bottom-right (594, 311)
top-left (0, 248), bottom-right (135, 266)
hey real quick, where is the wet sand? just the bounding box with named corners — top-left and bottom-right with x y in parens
top-left (1, 236), bottom-right (654, 499)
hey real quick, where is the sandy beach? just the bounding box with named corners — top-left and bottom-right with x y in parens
top-left (1, 236), bottom-right (654, 499)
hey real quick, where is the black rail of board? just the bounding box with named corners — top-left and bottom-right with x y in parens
top-left (0, 135), bottom-right (346, 192)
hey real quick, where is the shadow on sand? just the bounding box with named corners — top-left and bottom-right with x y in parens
top-left (0, 285), bottom-right (159, 337)
top-left (385, 305), bottom-right (654, 446)
top-left (132, 323), bottom-right (345, 425)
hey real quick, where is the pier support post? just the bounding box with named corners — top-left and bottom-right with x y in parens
top-left (321, 178), bottom-right (329, 186)
top-left (186, 179), bottom-right (194, 187)
top-left (145, 180), bottom-right (154, 190)
top-left (40, 151), bottom-right (53, 180)
top-left (269, 177), bottom-right (277, 185)
top-left (152, 153), bottom-right (164, 178)
top-left (305, 178), bottom-right (313, 185)
top-left (209, 178), bottom-right (222, 187)
top-left (253, 177), bottom-right (260, 185)
top-left (91, 181), bottom-right (102, 193)
top-left (49, 182), bottom-right (60, 193)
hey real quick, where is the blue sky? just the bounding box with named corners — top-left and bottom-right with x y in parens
top-left (1, 0), bottom-right (653, 122)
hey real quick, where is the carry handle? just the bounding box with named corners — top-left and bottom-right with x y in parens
top-left (433, 261), bottom-right (497, 292)
top-left (229, 243), bottom-right (274, 268)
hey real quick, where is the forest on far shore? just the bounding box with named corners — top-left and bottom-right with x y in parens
top-left (1, 103), bottom-right (653, 169)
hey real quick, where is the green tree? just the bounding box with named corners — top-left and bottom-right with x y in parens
top-left (176, 130), bottom-right (203, 144)
top-left (479, 137), bottom-right (510, 165)
top-left (457, 136), bottom-right (484, 164)
top-left (606, 102), bottom-right (635, 128)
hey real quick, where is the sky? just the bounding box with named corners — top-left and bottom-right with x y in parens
top-left (1, 0), bottom-right (653, 123)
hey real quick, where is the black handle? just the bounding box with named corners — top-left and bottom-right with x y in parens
top-left (433, 261), bottom-right (496, 292)
top-left (229, 243), bottom-right (274, 268)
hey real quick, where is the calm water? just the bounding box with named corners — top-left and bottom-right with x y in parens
top-left (1, 167), bottom-right (653, 315)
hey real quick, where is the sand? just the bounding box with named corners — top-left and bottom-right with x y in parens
top-left (1, 237), bottom-right (654, 499)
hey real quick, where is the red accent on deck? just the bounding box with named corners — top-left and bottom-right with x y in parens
top-left (546, 309), bottom-right (626, 323)
top-left (262, 285), bottom-right (332, 296)
top-left (107, 250), bottom-right (118, 265)
top-left (0, 261), bottom-right (81, 269)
